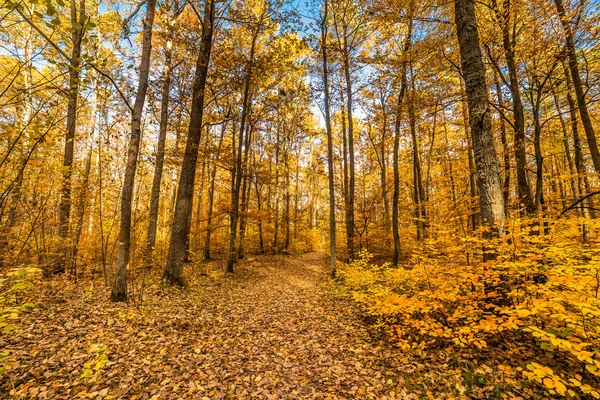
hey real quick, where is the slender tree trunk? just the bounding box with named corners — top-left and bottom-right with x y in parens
top-left (284, 140), bottom-right (291, 251)
top-left (380, 115), bottom-right (390, 234)
top-left (237, 121), bottom-right (254, 260)
top-left (554, 0), bottom-right (600, 175)
top-left (553, 91), bottom-right (578, 201)
top-left (111, 0), bottom-right (157, 301)
top-left (408, 75), bottom-right (426, 240)
top-left (321, 0), bottom-right (336, 277)
top-left (494, 75), bottom-right (511, 216)
top-left (492, 0), bottom-right (533, 213)
top-left (532, 94), bottom-right (544, 212)
top-left (194, 127), bottom-right (210, 251)
top-left (565, 69), bottom-right (591, 241)
top-left (460, 81), bottom-right (479, 231)
top-left (339, 80), bottom-right (350, 261)
top-left (392, 11), bottom-right (412, 266)
top-left (227, 24), bottom-right (259, 273)
top-left (293, 147), bottom-right (300, 241)
top-left (454, 0), bottom-right (505, 254)
top-left (71, 146), bottom-right (92, 276)
top-left (59, 0), bottom-right (86, 259)
top-left (342, 36), bottom-right (355, 262)
top-left (273, 124), bottom-right (280, 253)
top-left (163, 0), bottom-right (215, 284)
top-left (255, 178), bottom-right (265, 254)
top-left (204, 120), bottom-right (226, 260)
top-left (146, 48), bottom-right (172, 265)
top-left (552, 159), bottom-right (567, 209)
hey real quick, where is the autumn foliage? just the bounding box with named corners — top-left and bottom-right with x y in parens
top-left (338, 217), bottom-right (600, 397)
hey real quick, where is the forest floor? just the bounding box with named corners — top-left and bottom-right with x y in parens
top-left (1, 252), bottom-right (420, 399)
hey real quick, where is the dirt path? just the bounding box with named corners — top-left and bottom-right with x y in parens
top-left (2, 252), bottom-right (409, 399)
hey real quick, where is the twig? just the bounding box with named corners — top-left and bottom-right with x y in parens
top-left (558, 191), bottom-right (600, 218)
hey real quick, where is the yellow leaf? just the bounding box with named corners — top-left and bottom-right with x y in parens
top-left (554, 380), bottom-right (566, 396)
top-left (543, 378), bottom-right (555, 389)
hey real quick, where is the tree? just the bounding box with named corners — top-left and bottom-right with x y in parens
top-left (553, 0), bottom-right (600, 175)
top-left (321, 0), bottom-right (336, 277)
top-left (146, 1), bottom-right (184, 267)
top-left (164, 0), bottom-right (216, 285)
top-left (111, 0), bottom-right (158, 302)
top-left (454, 0), bottom-right (505, 248)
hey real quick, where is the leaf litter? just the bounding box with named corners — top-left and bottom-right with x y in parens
top-left (1, 252), bottom-right (418, 399)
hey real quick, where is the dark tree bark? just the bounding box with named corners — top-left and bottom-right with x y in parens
top-left (111, 0), bottom-right (158, 301)
top-left (454, 0), bottom-right (505, 251)
top-left (163, 0), bottom-right (215, 284)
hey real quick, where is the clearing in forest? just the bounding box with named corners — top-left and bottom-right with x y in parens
top-left (1, 253), bottom-right (413, 399)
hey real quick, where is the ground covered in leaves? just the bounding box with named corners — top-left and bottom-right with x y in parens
top-left (1, 252), bottom-right (426, 399)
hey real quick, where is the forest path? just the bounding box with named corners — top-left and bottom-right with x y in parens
top-left (2, 252), bottom-right (408, 399)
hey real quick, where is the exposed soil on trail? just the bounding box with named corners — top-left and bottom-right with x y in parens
top-left (1, 252), bottom-right (413, 399)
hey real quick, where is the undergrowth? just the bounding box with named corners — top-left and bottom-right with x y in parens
top-left (337, 217), bottom-right (600, 399)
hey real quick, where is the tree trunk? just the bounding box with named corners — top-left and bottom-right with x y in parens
top-left (238, 120), bottom-right (254, 260)
top-left (339, 79), bottom-right (350, 261)
top-left (392, 10), bottom-right (412, 266)
top-left (59, 0), bottom-right (86, 256)
top-left (460, 78), bottom-right (479, 232)
top-left (494, 75), bottom-right (511, 216)
top-left (321, 0), bottom-right (336, 277)
top-left (111, 0), bottom-right (157, 301)
top-left (565, 68), bottom-right (591, 242)
top-left (454, 0), bottom-right (505, 253)
top-left (342, 35), bottom-right (355, 262)
top-left (204, 119), bottom-right (226, 260)
top-left (163, 0), bottom-right (215, 284)
top-left (227, 23), bottom-right (259, 273)
top-left (71, 146), bottom-right (92, 276)
top-left (408, 74), bottom-right (426, 240)
top-left (146, 48), bottom-right (172, 265)
top-left (552, 91), bottom-right (578, 201)
top-left (273, 125), bottom-right (280, 253)
top-left (255, 177), bottom-right (265, 254)
top-left (492, 0), bottom-right (533, 214)
top-left (283, 137), bottom-right (291, 251)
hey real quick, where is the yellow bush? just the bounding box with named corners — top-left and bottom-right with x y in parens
top-left (337, 218), bottom-right (600, 398)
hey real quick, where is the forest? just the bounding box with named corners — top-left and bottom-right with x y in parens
top-left (1, 0), bottom-right (600, 397)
